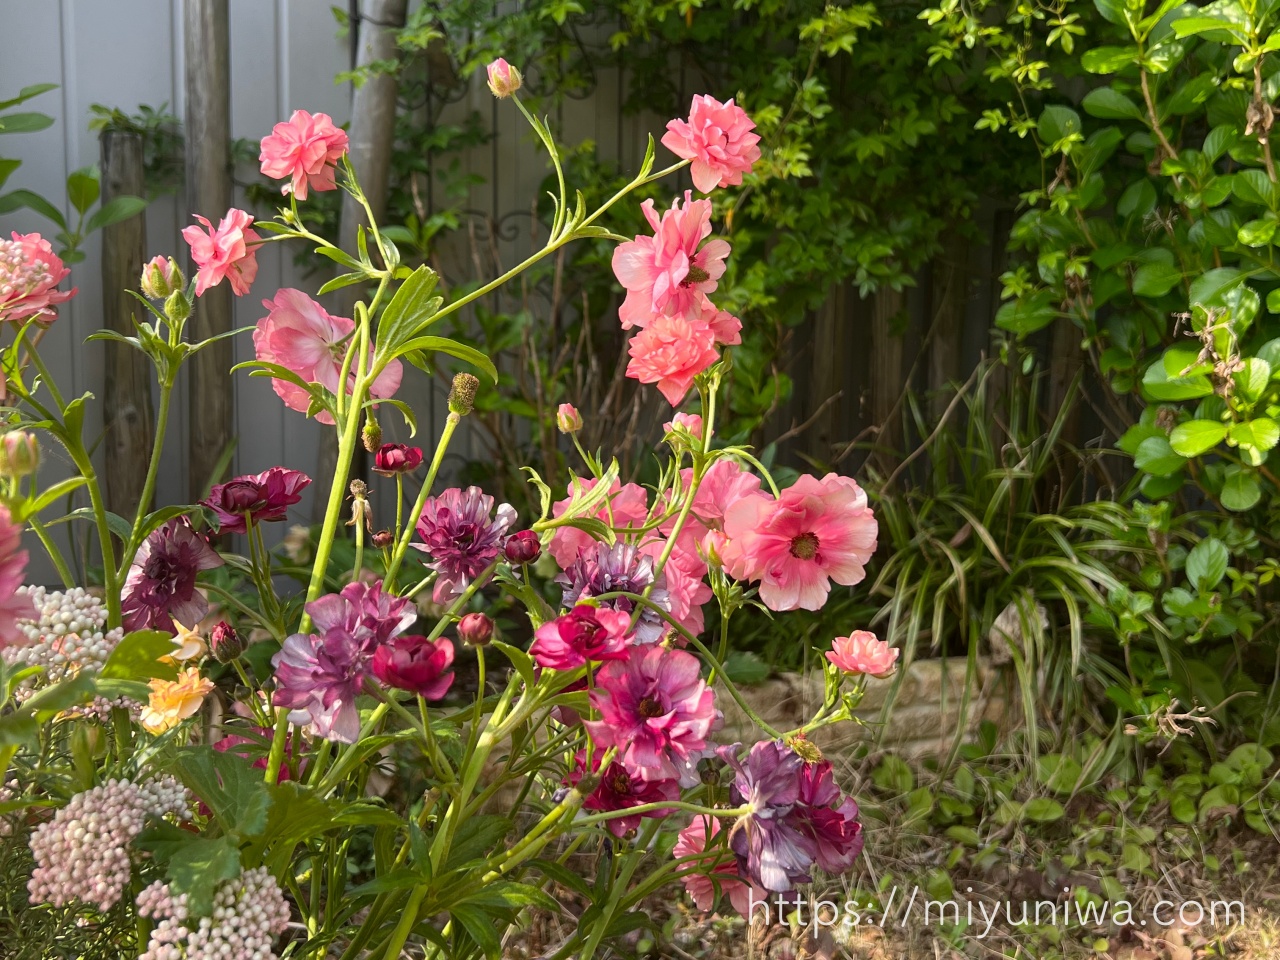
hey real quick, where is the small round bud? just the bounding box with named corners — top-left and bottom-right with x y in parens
top-left (209, 621), bottom-right (245, 663)
top-left (140, 256), bottom-right (184, 299)
top-left (373, 442), bottom-right (423, 476)
top-left (0, 430), bottom-right (39, 478)
top-left (662, 412), bottom-right (704, 444)
top-left (448, 373), bottom-right (479, 416)
top-left (486, 58), bottom-right (523, 98)
top-left (371, 529), bottom-right (394, 549)
top-left (361, 417), bottom-right (383, 453)
top-left (457, 612), bottom-right (494, 646)
top-left (163, 289), bottom-right (191, 323)
top-left (701, 529), bottom-right (726, 569)
top-left (503, 530), bottom-right (541, 565)
top-left (556, 403), bottom-right (582, 434)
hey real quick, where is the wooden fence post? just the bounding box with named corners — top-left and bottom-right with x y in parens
top-left (870, 286), bottom-right (906, 460)
top-left (928, 229), bottom-right (969, 422)
top-left (184, 0), bottom-right (233, 502)
top-left (99, 130), bottom-right (154, 519)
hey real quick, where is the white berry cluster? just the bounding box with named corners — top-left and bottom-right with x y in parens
top-left (27, 776), bottom-right (190, 911)
top-left (0, 777), bottom-right (17, 837)
top-left (136, 867), bottom-right (291, 960)
top-left (5, 586), bottom-right (123, 686)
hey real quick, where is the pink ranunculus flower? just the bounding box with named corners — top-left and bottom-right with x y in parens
top-left (827, 630), bottom-right (898, 678)
top-left (0, 504), bottom-right (35, 648)
top-left (626, 313), bottom-right (720, 406)
top-left (720, 473), bottom-right (878, 612)
top-left (674, 815), bottom-right (766, 916)
top-left (703, 303), bottom-right (742, 345)
top-left (585, 645), bottom-right (718, 786)
top-left (660, 459), bottom-right (762, 578)
top-left (612, 192), bottom-right (730, 330)
top-left (182, 208), bottom-right (260, 297)
top-left (0, 232), bottom-right (75, 325)
top-left (258, 109), bottom-right (349, 201)
top-left (529, 604), bottom-right (633, 671)
top-left (252, 288), bottom-right (403, 424)
top-left (661, 94), bottom-right (762, 194)
top-left (548, 478), bottom-right (650, 569)
top-left (640, 539), bottom-right (711, 638)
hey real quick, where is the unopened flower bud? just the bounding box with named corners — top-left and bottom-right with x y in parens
top-left (140, 256), bottom-right (184, 299)
top-left (0, 431), bottom-right (39, 478)
top-left (457, 612), bottom-right (494, 646)
top-left (448, 373), bottom-right (479, 416)
top-left (209, 621), bottom-right (245, 663)
top-left (503, 530), bottom-right (541, 565)
top-left (163, 289), bottom-right (191, 323)
top-left (486, 58), bottom-right (523, 99)
top-left (371, 529), bottom-right (394, 549)
top-left (786, 734), bottom-right (825, 764)
top-left (373, 443), bottom-right (423, 476)
top-left (556, 403), bottom-right (582, 434)
top-left (663, 412), bottom-right (704, 442)
top-left (701, 529), bottom-right (726, 569)
top-left (362, 416), bottom-right (383, 453)
top-left (347, 479), bottom-right (371, 531)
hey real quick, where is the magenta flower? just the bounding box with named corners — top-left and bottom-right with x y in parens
top-left (566, 751), bottom-right (679, 838)
top-left (585, 645), bottom-right (717, 786)
top-left (555, 542), bottom-right (672, 645)
top-left (503, 529), bottom-right (541, 565)
top-left (0, 232), bottom-right (75, 325)
top-left (413, 486), bottom-right (517, 603)
top-left (373, 443), bottom-right (423, 476)
top-left (530, 604), bottom-right (633, 671)
top-left (612, 192), bottom-right (730, 330)
top-left (252, 288), bottom-right (403, 425)
top-left (182, 208), bottom-right (260, 297)
top-left (626, 313), bottom-right (720, 406)
top-left (718, 740), bottom-right (863, 893)
top-left (661, 95), bottom-right (762, 194)
top-left (0, 504), bottom-right (35, 648)
top-left (121, 519), bottom-right (224, 632)
top-left (272, 580), bottom-right (416, 742)
top-left (202, 466), bottom-right (311, 534)
top-left (548, 478), bottom-right (650, 569)
top-left (371, 634), bottom-right (454, 700)
top-left (720, 473), bottom-right (878, 612)
top-left (258, 109), bottom-right (349, 201)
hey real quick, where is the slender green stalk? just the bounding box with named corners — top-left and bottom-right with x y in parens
top-left (27, 516), bottom-right (73, 587)
top-left (383, 413), bottom-right (460, 587)
top-left (120, 374), bottom-right (175, 576)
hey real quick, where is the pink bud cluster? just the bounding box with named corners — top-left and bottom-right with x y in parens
top-left (136, 867), bottom-right (291, 960)
top-left (27, 777), bottom-right (189, 910)
top-left (0, 778), bottom-right (17, 838)
top-left (3, 586), bottom-right (123, 685)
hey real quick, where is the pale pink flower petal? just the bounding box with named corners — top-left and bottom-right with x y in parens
top-left (259, 110), bottom-right (349, 201)
top-left (827, 630), bottom-right (899, 677)
top-left (626, 313), bottom-right (719, 406)
top-left (662, 95), bottom-right (761, 193)
top-left (182, 209), bottom-right (260, 297)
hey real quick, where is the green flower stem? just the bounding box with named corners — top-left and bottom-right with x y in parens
top-left (312, 700), bottom-right (392, 794)
top-left (120, 373), bottom-right (175, 576)
top-left (384, 412), bottom-right (460, 589)
top-left (352, 516), bottom-right (365, 580)
top-left (65, 444), bottom-right (120, 626)
top-left (512, 96), bottom-right (570, 241)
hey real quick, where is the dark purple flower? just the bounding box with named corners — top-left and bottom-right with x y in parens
top-left (566, 751), bottom-right (679, 838)
top-left (585, 645), bottom-right (718, 787)
top-left (555, 542), bottom-right (672, 645)
top-left (717, 740), bottom-right (864, 894)
top-left (503, 529), bottom-right (541, 565)
top-left (122, 518), bottom-right (224, 631)
top-left (371, 634), bottom-right (454, 699)
top-left (413, 486), bottom-right (516, 603)
top-left (203, 466), bottom-right (311, 534)
top-left (373, 443), bottom-right (423, 476)
top-left (271, 580), bottom-right (416, 742)
top-left (530, 604), bottom-right (632, 670)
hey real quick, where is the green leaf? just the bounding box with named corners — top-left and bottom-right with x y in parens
top-left (451, 904), bottom-right (503, 960)
top-left (1237, 218), bottom-right (1277, 247)
top-left (0, 112), bottom-right (55, 134)
top-left (167, 836), bottom-right (241, 917)
top-left (1168, 419), bottom-right (1227, 457)
top-left (1189, 267), bottom-right (1249, 306)
top-left (1229, 418), bottom-right (1280, 452)
top-left (317, 271), bottom-right (366, 295)
top-left (995, 290), bottom-right (1057, 334)
top-left (85, 195), bottom-right (147, 233)
top-left (1036, 754), bottom-right (1084, 795)
top-left (0, 84), bottom-right (57, 111)
top-left (1023, 798), bottom-right (1066, 822)
top-left (1093, 0), bottom-right (1126, 26)
top-left (1132, 261), bottom-right (1182, 297)
top-left (1133, 436), bottom-right (1187, 476)
top-left (99, 630), bottom-right (179, 681)
top-left (1037, 105), bottom-right (1081, 146)
top-left (376, 264), bottom-right (441, 355)
top-left (171, 747), bottom-right (272, 838)
top-left (1234, 358), bottom-right (1271, 402)
top-left (1080, 47), bottom-right (1140, 74)
top-left (0, 158), bottom-right (20, 192)
top-left (0, 188), bottom-right (66, 229)
top-left (444, 815), bottom-right (513, 872)
top-left (1143, 355), bottom-right (1213, 401)
top-left (397, 336), bottom-right (498, 383)
top-left (1186, 537), bottom-right (1229, 592)
top-left (66, 167), bottom-right (99, 215)
top-left (1220, 467), bottom-right (1263, 511)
